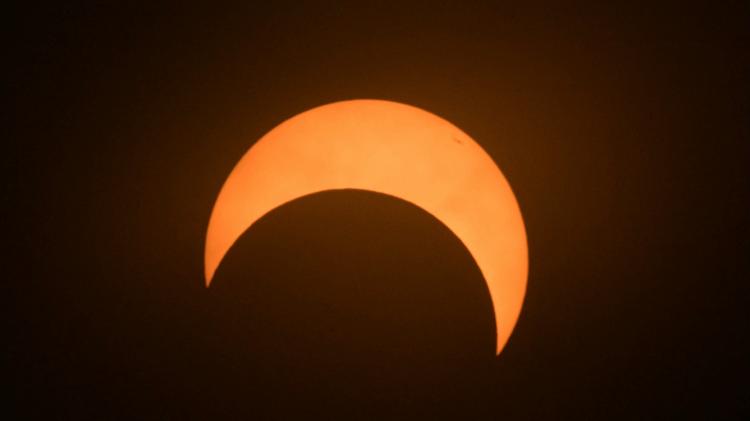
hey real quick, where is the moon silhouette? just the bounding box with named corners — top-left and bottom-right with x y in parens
top-left (205, 99), bottom-right (527, 355)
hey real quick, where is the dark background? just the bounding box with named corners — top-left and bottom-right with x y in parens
top-left (8, 1), bottom-right (748, 419)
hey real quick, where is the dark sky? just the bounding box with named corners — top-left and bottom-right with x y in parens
top-left (8, 2), bottom-right (749, 419)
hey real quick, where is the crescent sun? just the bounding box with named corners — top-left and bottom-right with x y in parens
top-left (204, 99), bottom-right (528, 355)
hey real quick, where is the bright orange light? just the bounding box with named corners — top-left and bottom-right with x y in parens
top-left (205, 99), bottom-right (527, 355)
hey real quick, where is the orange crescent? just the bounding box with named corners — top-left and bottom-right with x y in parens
top-left (205, 99), bottom-right (528, 355)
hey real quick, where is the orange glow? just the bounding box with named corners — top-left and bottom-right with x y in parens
top-left (205, 100), bottom-right (528, 355)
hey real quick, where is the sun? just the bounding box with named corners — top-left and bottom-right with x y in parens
top-left (205, 99), bottom-right (527, 355)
